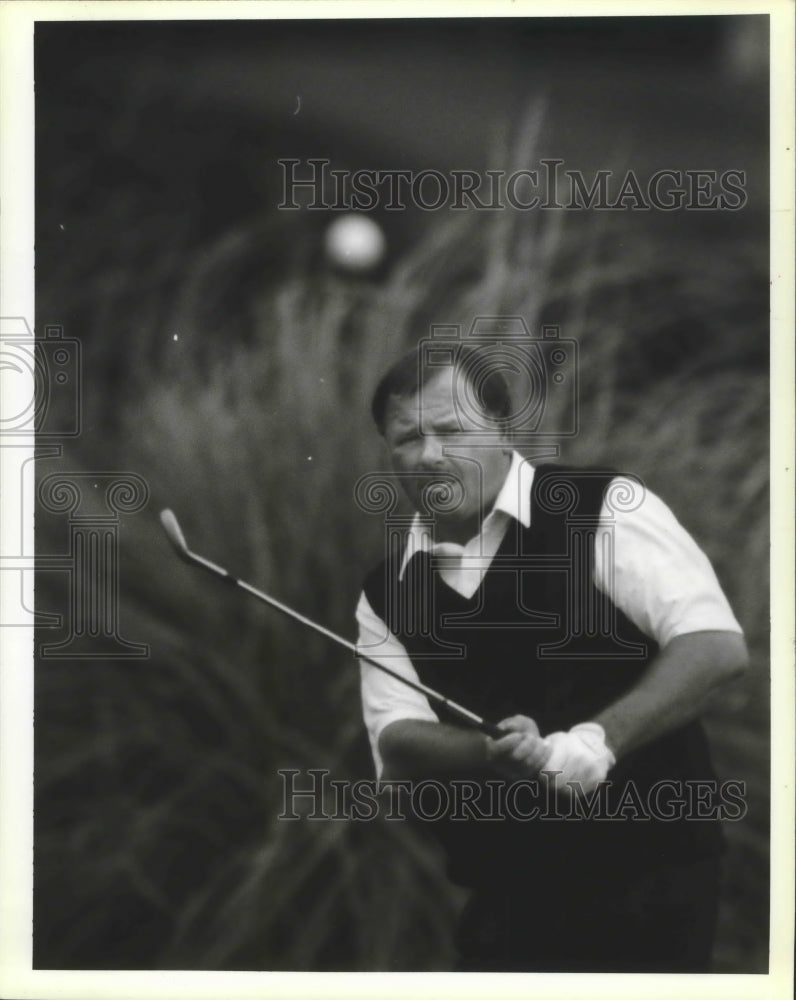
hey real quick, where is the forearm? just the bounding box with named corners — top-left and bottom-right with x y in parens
top-left (594, 630), bottom-right (748, 760)
top-left (378, 718), bottom-right (490, 781)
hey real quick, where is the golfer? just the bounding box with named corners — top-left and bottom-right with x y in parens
top-left (356, 343), bottom-right (748, 972)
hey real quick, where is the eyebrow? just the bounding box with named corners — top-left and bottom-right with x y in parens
top-left (421, 415), bottom-right (461, 429)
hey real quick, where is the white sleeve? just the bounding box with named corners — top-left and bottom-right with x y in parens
top-left (356, 591), bottom-right (438, 778)
top-left (594, 478), bottom-right (743, 648)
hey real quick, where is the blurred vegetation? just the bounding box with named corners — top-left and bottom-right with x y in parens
top-left (33, 46), bottom-right (768, 972)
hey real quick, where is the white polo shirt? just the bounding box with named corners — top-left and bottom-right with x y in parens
top-left (357, 452), bottom-right (742, 776)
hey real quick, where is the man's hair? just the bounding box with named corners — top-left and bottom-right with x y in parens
top-left (370, 343), bottom-right (513, 435)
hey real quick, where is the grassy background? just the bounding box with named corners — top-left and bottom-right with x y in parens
top-left (32, 18), bottom-right (769, 972)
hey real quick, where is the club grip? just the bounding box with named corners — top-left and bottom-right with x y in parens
top-left (479, 719), bottom-right (504, 740)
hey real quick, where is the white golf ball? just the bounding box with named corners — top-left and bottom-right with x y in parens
top-left (324, 214), bottom-right (386, 273)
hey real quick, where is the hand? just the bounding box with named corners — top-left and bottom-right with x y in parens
top-left (541, 722), bottom-right (616, 796)
top-left (486, 715), bottom-right (552, 780)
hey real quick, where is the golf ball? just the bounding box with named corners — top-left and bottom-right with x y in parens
top-left (324, 214), bottom-right (386, 273)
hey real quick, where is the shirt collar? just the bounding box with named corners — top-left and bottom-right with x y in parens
top-left (399, 450), bottom-right (535, 577)
top-left (491, 449), bottom-right (534, 528)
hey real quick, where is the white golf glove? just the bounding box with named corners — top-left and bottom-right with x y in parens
top-left (542, 722), bottom-right (616, 795)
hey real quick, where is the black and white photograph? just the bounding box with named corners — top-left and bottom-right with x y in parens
top-left (0, 1), bottom-right (792, 996)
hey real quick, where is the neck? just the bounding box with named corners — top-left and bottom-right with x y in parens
top-left (434, 515), bottom-right (483, 546)
top-left (429, 450), bottom-right (513, 545)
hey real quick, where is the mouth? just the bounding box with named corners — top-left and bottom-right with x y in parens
top-left (420, 475), bottom-right (465, 516)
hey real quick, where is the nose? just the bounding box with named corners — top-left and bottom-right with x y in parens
top-left (418, 434), bottom-right (446, 468)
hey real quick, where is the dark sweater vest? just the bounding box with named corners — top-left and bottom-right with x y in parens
top-left (363, 465), bottom-right (725, 887)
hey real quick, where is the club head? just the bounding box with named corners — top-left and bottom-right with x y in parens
top-left (159, 508), bottom-right (190, 558)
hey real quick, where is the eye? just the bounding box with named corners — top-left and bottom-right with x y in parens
top-left (394, 433), bottom-right (418, 448)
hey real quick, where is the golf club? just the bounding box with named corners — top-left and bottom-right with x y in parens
top-left (160, 508), bottom-right (503, 739)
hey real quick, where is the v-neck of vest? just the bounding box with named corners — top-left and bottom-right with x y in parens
top-left (403, 516), bottom-right (525, 605)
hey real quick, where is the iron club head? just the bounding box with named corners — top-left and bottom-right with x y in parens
top-left (159, 509), bottom-right (190, 558)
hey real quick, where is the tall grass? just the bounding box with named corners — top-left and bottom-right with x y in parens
top-left (34, 120), bottom-right (768, 970)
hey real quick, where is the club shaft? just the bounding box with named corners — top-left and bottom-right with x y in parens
top-left (179, 546), bottom-right (501, 738)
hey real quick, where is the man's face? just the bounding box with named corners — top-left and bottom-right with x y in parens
top-left (382, 368), bottom-right (511, 540)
